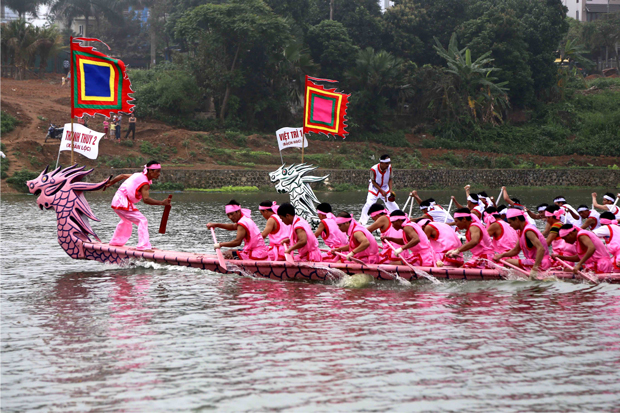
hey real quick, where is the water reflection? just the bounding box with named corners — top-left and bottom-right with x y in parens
top-left (2, 191), bottom-right (620, 411)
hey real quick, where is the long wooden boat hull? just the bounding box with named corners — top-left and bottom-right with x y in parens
top-left (83, 242), bottom-right (620, 284)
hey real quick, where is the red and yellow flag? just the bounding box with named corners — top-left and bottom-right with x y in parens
top-left (303, 76), bottom-right (350, 139)
top-left (70, 37), bottom-right (135, 118)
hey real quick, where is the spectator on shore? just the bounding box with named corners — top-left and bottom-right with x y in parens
top-left (114, 116), bottom-right (121, 141)
top-left (124, 114), bottom-right (136, 140)
top-left (103, 117), bottom-right (109, 139)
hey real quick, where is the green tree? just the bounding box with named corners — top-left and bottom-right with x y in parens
top-left (346, 47), bottom-right (409, 130)
top-left (382, 0), bottom-right (425, 62)
top-left (3, 0), bottom-right (45, 19)
top-left (433, 33), bottom-right (509, 125)
top-left (176, 0), bottom-right (290, 121)
top-left (593, 12), bottom-right (620, 69)
top-left (1, 20), bottom-right (39, 79)
top-left (306, 20), bottom-right (357, 79)
top-left (457, 2), bottom-right (534, 107)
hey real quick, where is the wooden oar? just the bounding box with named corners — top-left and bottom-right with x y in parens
top-left (384, 240), bottom-right (421, 274)
top-left (320, 248), bottom-right (367, 265)
top-left (443, 198), bottom-right (453, 223)
top-left (210, 227), bottom-right (227, 269)
top-left (158, 195), bottom-right (173, 234)
top-left (496, 188), bottom-right (503, 207)
top-left (496, 259), bottom-right (531, 278)
top-left (553, 257), bottom-right (598, 284)
top-left (282, 242), bottom-right (295, 264)
top-left (402, 194), bottom-right (412, 211)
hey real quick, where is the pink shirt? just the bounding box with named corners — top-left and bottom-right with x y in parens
top-left (290, 216), bottom-right (322, 262)
top-left (380, 220), bottom-right (411, 261)
top-left (402, 221), bottom-right (436, 266)
top-left (490, 220), bottom-right (519, 254)
top-left (575, 230), bottom-right (613, 273)
top-left (111, 172), bottom-right (151, 211)
top-left (427, 222), bottom-right (460, 253)
top-left (266, 214), bottom-right (289, 261)
top-left (518, 223), bottom-right (552, 270)
top-left (347, 220), bottom-right (379, 264)
top-left (320, 217), bottom-right (348, 248)
top-left (237, 215), bottom-right (269, 260)
top-left (466, 222), bottom-right (494, 258)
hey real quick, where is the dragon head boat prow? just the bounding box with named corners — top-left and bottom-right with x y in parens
top-left (28, 164), bottom-right (111, 258)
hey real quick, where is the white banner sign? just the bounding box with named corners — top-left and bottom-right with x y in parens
top-left (276, 127), bottom-right (308, 151)
top-left (60, 123), bottom-right (104, 160)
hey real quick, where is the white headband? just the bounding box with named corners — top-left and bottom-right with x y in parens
top-left (577, 206), bottom-right (589, 212)
top-left (554, 197), bottom-right (566, 203)
top-left (467, 195), bottom-right (479, 204)
top-left (537, 206), bottom-right (547, 212)
top-left (380, 158), bottom-right (391, 163)
top-left (604, 195), bottom-right (616, 202)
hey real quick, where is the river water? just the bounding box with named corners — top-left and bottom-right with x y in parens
top-left (2, 189), bottom-right (620, 411)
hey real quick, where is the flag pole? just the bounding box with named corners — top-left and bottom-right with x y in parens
top-left (70, 37), bottom-right (75, 165)
top-left (301, 134), bottom-right (305, 163)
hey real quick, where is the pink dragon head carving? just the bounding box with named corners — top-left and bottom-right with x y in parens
top-left (28, 165), bottom-right (110, 254)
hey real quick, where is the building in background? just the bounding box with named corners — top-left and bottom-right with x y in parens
top-left (585, 0), bottom-right (620, 21)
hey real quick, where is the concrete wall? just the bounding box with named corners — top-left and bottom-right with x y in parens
top-left (89, 168), bottom-right (620, 190)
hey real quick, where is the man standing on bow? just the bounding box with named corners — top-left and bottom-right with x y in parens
top-left (360, 154), bottom-right (399, 224)
top-left (105, 161), bottom-right (172, 251)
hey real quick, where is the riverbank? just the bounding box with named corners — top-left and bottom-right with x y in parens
top-left (87, 167), bottom-right (620, 191)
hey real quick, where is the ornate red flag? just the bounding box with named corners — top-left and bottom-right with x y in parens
top-left (303, 75), bottom-right (350, 139)
top-left (70, 37), bottom-right (135, 118)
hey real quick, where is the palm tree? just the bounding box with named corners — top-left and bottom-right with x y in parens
top-left (1, 20), bottom-right (39, 80)
top-left (3, 0), bottom-right (45, 19)
top-left (433, 33), bottom-right (509, 125)
top-left (35, 25), bottom-right (67, 78)
top-left (280, 41), bottom-right (320, 110)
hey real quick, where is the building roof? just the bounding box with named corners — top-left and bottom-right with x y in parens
top-left (586, 4), bottom-right (620, 12)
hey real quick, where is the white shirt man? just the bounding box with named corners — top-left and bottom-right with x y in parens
top-left (359, 155), bottom-right (399, 224)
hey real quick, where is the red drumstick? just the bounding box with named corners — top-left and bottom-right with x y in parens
top-left (158, 195), bottom-right (173, 234)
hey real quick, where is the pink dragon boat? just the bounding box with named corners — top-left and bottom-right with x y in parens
top-left (28, 165), bottom-right (620, 284)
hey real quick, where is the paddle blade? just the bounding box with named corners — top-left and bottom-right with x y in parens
top-left (158, 195), bottom-right (173, 234)
top-left (210, 227), bottom-right (227, 269)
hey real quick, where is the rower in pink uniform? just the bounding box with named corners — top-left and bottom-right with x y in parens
top-left (314, 203), bottom-right (348, 262)
top-left (543, 205), bottom-right (577, 259)
top-left (593, 212), bottom-right (620, 271)
top-left (494, 208), bottom-right (552, 276)
top-left (259, 200), bottom-right (289, 261)
top-left (417, 218), bottom-right (462, 266)
top-left (105, 161), bottom-right (172, 251)
top-left (447, 208), bottom-right (495, 268)
top-left (332, 212), bottom-right (380, 264)
top-left (484, 206), bottom-right (518, 257)
top-left (382, 210), bottom-right (436, 267)
top-left (207, 200), bottom-right (269, 260)
top-left (366, 203), bottom-right (411, 265)
top-left (556, 224), bottom-right (613, 274)
top-left (278, 203), bottom-right (322, 262)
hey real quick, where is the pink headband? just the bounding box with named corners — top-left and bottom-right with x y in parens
top-left (601, 218), bottom-right (618, 225)
top-left (259, 201), bottom-right (278, 212)
top-left (390, 215), bottom-right (407, 222)
top-left (484, 214), bottom-right (497, 225)
top-left (559, 226), bottom-right (577, 238)
top-left (544, 209), bottom-right (565, 218)
top-left (225, 205), bottom-right (251, 217)
top-left (370, 209), bottom-right (388, 218)
top-left (143, 164), bottom-right (162, 174)
top-left (335, 217), bottom-right (353, 225)
top-left (505, 209), bottom-right (524, 219)
top-left (454, 212), bottom-right (471, 218)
